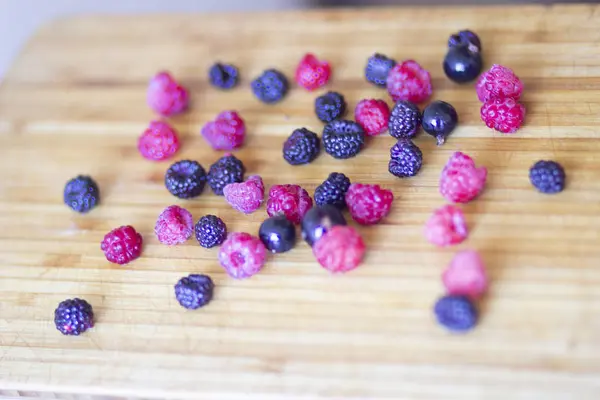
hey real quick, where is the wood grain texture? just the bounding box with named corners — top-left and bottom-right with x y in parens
top-left (1, 5), bottom-right (600, 399)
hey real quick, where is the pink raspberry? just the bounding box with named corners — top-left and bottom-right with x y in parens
top-left (476, 64), bottom-right (523, 102)
top-left (266, 184), bottom-right (313, 224)
top-left (386, 60), bottom-right (432, 104)
top-left (223, 175), bottom-right (265, 214)
top-left (101, 225), bottom-right (143, 265)
top-left (440, 152), bottom-right (487, 203)
top-left (354, 99), bottom-right (390, 136)
top-left (137, 120), bottom-right (180, 161)
top-left (295, 53), bottom-right (331, 91)
top-left (313, 226), bottom-right (366, 273)
top-left (154, 205), bottom-right (194, 245)
top-left (424, 205), bottom-right (468, 247)
top-left (345, 183), bottom-right (394, 225)
top-left (218, 232), bottom-right (267, 279)
top-left (201, 110), bottom-right (246, 150)
top-left (147, 71), bottom-right (189, 117)
top-left (442, 250), bottom-right (488, 299)
top-left (480, 97), bottom-right (526, 134)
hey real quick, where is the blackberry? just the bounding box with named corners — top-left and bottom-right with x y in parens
top-left (282, 128), bottom-right (320, 165)
top-left (174, 274), bottom-right (214, 310)
top-left (315, 91), bottom-right (346, 123)
top-left (195, 215), bottom-right (227, 248)
top-left (529, 160), bottom-right (566, 194)
top-left (422, 101), bottom-right (458, 146)
top-left (314, 172), bottom-right (351, 209)
top-left (389, 100), bottom-right (421, 139)
top-left (389, 139), bottom-right (423, 178)
top-left (365, 53), bottom-right (396, 87)
top-left (322, 120), bottom-right (365, 160)
top-left (165, 160), bottom-right (207, 199)
top-left (251, 69), bottom-right (288, 104)
top-left (63, 175), bottom-right (100, 213)
top-left (209, 62), bottom-right (239, 89)
top-left (54, 298), bottom-right (94, 336)
top-left (434, 295), bottom-right (478, 333)
top-left (207, 154), bottom-right (245, 195)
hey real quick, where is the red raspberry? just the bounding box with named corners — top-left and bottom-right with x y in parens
top-left (266, 184), bottom-right (313, 224)
top-left (101, 225), bottom-right (143, 265)
top-left (147, 71), bottom-right (189, 117)
top-left (354, 99), bottom-right (390, 136)
top-left (424, 204), bottom-right (468, 247)
top-left (313, 226), bottom-right (366, 273)
top-left (154, 205), bottom-right (194, 245)
top-left (476, 64), bottom-right (523, 102)
top-left (386, 60), bottom-right (432, 104)
top-left (345, 183), bottom-right (394, 225)
top-left (295, 53), bottom-right (331, 91)
top-left (442, 250), bottom-right (488, 299)
top-left (137, 121), bottom-right (180, 161)
top-left (440, 152), bottom-right (487, 203)
top-left (480, 97), bottom-right (526, 134)
top-left (223, 175), bottom-right (265, 214)
top-left (218, 232), bottom-right (267, 279)
top-left (201, 110), bottom-right (246, 151)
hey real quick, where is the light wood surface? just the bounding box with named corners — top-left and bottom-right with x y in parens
top-left (1, 5), bottom-right (600, 399)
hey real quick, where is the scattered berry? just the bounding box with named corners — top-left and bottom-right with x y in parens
top-left (448, 29), bottom-right (482, 52)
top-left (529, 160), bottom-right (566, 194)
top-left (442, 250), bottom-right (488, 299)
top-left (154, 205), bottom-right (194, 245)
top-left (259, 215), bottom-right (297, 253)
top-left (480, 97), bottom-right (526, 134)
top-left (251, 69), bottom-right (288, 104)
top-left (282, 128), bottom-right (320, 165)
top-left (301, 205), bottom-right (347, 246)
top-left (165, 160), bottom-right (207, 199)
top-left (476, 64), bottom-right (523, 102)
top-left (389, 139), bottom-right (423, 178)
top-left (54, 298), bottom-right (94, 336)
top-left (386, 60), bottom-right (432, 104)
top-left (218, 232), bottom-right (267, 279)
top-left (365, 53), bottom-right (396, 87)
top-left (422, 100), bottom-right (458, 145)
top-left (147, 71), bottom-right (189, 116)
top-left (266, 184), bottom-right (313, 224)
top-left (443, 44), bottom-right (483, 83)
top-left (174, 274), bottom-right (214, 310)
top-left (345, 183), bottom-right (394, 225)
top-left (440, 152), bottom-right (488, 203)
top-left (201, 111), bottom-right (246, 150)
top-left (101, 225), bottom-right (143, 265)
top-left (314, 172), bottom-right (351, 209)
top-left (64, 175), bottom-right (100, 213)
top-left (138, 121), bottom-right (180, 161)
top-left (322, 119), bottom-right (365, 159)
top-left (434, 295), bottom-right (478, 333)
top-left (388, 100), bottom-right (421, 139)
top-left (424, 204), bottom-right (468, 247)
top-left (195, 215), bottom-right (227, 248)
top-left (295, 53), bottom-right (331, 91)
top-left (315, 91), bottom-right (346, 123)
top-left (209, 62), bottom-right (239, 89)
top-left (223, 175), bottom-right (265, 214)
top-left (207, 154), bottom-right (245, 196)
top-left (354, 99), bottom-right (390, 136)
top-left (313, 226), bottom-right (366, 273)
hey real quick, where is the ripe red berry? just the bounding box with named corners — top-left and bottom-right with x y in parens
top-left (424, 204), bottom-right (468, 247)
top-left (295, 53), bottom-right (331, 91)
top-left (386, 60), bottom-right (432, 104)
top-left (476, 64), bottom-right (523, 102)
top-left (345, 183), bottom-right (394, 225)
top-left (313, 226), bottom-right (366, 273)
top-left (439, 152), bottom-right (487, 203)
top-left (480, 97), bottom-right (526, 134)
top-left (442, 250), bottom-right (488, 299)
top-left (223, 175), bottom-right (265, 214)
top-left (354, 99), bottom-right (390, 136)
top-left (218, 232), bottom-right (267, 279)
top-left (101, 225), bottom-right (143, 265)
top-left (147, 71), bottom-right (189, 116)
top-left (266, 184), bottom-right (313, 224)
top-left (201, 110), bottom-right (246, 150)
top-left (154, 205), bottom-right (194, 245)
top-left (138, 121), bottom-right (180, 161)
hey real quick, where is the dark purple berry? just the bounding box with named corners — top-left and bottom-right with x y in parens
top-left (388, 100), bottom-right (421, 139)
top-left (529, 160), bottom-right (566, 194)
top-left (195, 215), bottom-right (227, 248)
top-left (165, 160), bottom-right (207, 199)
top-left (283, 128), bottom-right (320, 165)
top-left (315, 91), bottom-right (346, 123)
top-left (389, 139), bottom-right (423, 178)
top-left (434, 295), bottom-right (478, 333)
top-left (259, 215), bottom-right (296, 253)
top-left (448, 30), bottom-right (482, 53)
top-left (301, 205), bottom-right (347, 246)
top-left (64, 175), bottom-right (100, 213)
top-left (54, 298), bottom-right (94, 336)
top-left (175, 274), bottom-right (214, 310)
top-left (314, 172), bottom-right (351, 209)
top-left (322, 120), bottom-right (365, 159)
top-left (209, 62), bottom-right (239, 89)
top-left (422, 101), bottom-right (458, 146)
top-left (207, 154), bottom-right (245, 195)
top-left (251, 69), bottom-right (288, 104)
top-left (444, 45), bottom-right (483, 83)
top-left (365, 53), bottom-right (396, 87)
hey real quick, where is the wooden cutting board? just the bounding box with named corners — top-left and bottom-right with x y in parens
top-left (1, 4), bottom-right (599, 399)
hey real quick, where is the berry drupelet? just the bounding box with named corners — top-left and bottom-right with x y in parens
top-left (422, 101), bottom-right (458, 145)
top-left (251, 69), bottom-right (288, 104)
top-left (64, 175), bottom-right (100, 213)
top-left (174, 274), bottom-right (214, 310)
top-left (314, 172), bottom-right (351, 209)
top-left (322, 120), bottom-right (365, 159)
top-left (207, 154), bottom-right (245, 196)
top-left (434, 295), bottom-right (478, 333)
top-left (388, 139), bottom-right (423, 178)
top-left (315, 91), bottom-right (346, 123)
top-left (529, 160), bottom-right (566, 194)
top-left (282, 128), bottom-right (320, 165)
top-left (101, 225), bottom-right (143, 265)
top-left (165, 160), bottom-right (207, 199)
top-left (259, 215), bottom-right (297, 253)
top-left (301, 205), bottom-right (347, 246)
top-left (388, 100), bottom-right (421, 139)
top-left (195, 215), bottom-right (227, 248)
top-left (209, 62), bottom-right (239, 89)
top-left (365, 53), bottom-right (396, 87)
top-left (54, 298), bottom-right (94, 336)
